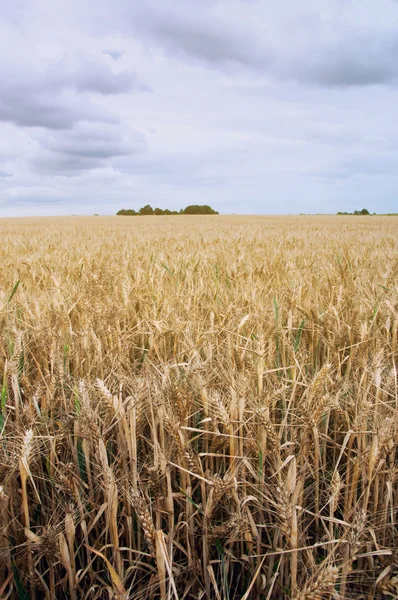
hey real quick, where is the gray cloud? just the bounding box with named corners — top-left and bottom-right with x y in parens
top-left (303, 59), bottom-right (396, 88)
top-left (317, 155), bottom-right (398, 180)
top-left (129, 4), bottom-right (271, 69)
top-left (0, 90), bottom-right (115, 130)
top-left (32, 122), bottom-right (146, 174)
top-left (114, 1), bottom-right (398, 89)
top-left (0, 51), bottom-right (149, 129)
top-left (289, 34), bottom-right (398, 87)
top-left (0, 170), bottom-right (12, 178)
top-left (55, 55), bottom-right (149, 94)
top-left (2, 0), bottom-right (398, 216)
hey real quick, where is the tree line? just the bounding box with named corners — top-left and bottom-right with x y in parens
top-left (117, 204), bottom-right (219, 216)
top-left (337, 208), bottom-right (371, 215)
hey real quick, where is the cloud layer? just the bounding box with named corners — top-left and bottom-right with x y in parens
top-left (1, 0), bottom-right (398, 215)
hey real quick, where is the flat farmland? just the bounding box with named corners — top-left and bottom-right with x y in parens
top-left (0, 215), bottom-right (397, 599)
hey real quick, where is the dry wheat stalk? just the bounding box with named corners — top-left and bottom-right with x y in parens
top-left (0, 215), bottom-right (396, 599)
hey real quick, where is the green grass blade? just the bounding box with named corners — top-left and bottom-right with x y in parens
top-left (294, 319), bottom-right (306, 352)
top-left (12, 561), bottom-right (29, 600)
top-left (8, 280), bottom-right (20, 303)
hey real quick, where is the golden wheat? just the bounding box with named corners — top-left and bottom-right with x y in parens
top-left (0, 214), bottom-right (397, 599)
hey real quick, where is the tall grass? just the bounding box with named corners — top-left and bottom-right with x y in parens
top-left (0, 215), bottom-right (397, 599)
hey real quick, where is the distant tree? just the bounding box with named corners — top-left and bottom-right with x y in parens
top-left (139, 204), bottom-right (154, 215)
top-left (182, 205), bottom-right (219, 215)
top-left (337, 208), bottom-right (370, 216)
top-left (117, 209), bottom-right (137, 215)
top-left (117, 204), bottom-right (219, 216)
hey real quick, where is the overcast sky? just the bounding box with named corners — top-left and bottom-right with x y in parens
top-left (1, 0), bottom-right (398, 216)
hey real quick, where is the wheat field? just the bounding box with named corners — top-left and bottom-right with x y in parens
top-left (0, 215), bottom-right (397, 599)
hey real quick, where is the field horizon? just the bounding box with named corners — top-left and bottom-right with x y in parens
top-left (1, 213), bottom-right (397, 221)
